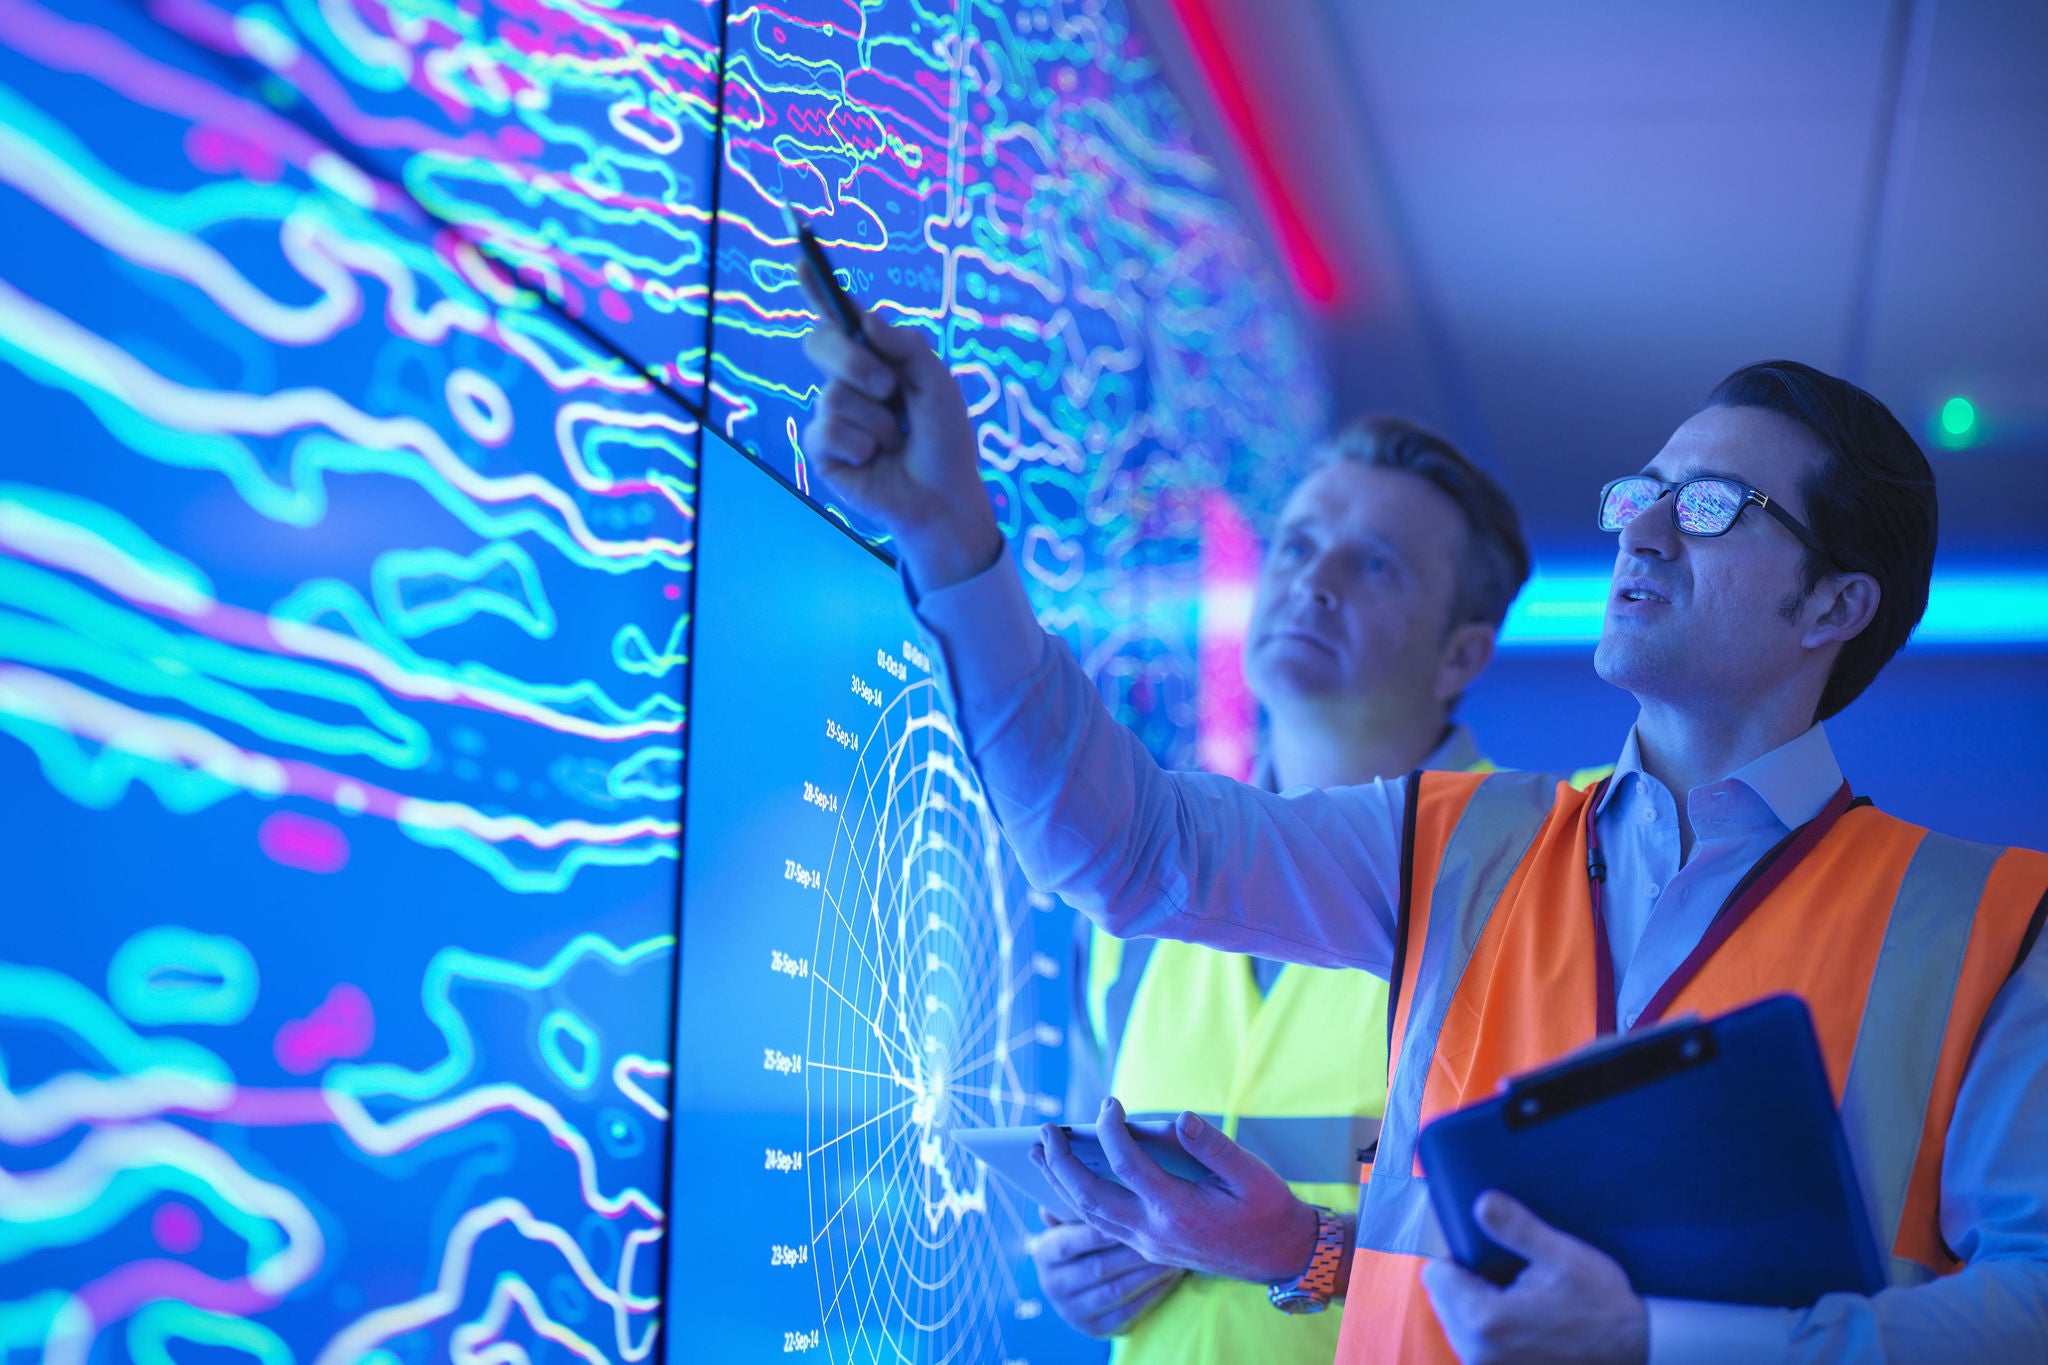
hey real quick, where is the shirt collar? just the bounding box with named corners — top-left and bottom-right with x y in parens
top-left (1593, 728), bottom-right (1649, 819)
top-left (1727, 723), bottom-right (1842, 829)
top-left (1594, 722), bottom-right (1842, 829)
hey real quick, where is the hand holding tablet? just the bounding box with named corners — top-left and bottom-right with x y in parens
top-left (956, 1099), bottom-right (1326, 1286)
top-left (953, 1114), bottom-right (1223, 1222)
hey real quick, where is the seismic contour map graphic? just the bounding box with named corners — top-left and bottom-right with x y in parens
top-left (708, 0), bottom-right (1326, 768)
top-left (671, 435), bottom-right (1065, 1362)
top-left (143, 0), bottom-right (726, 396)
top-left (1, 2), bottom-right (688, 1360)
top-left (0, 0), bottom-right (696, 895)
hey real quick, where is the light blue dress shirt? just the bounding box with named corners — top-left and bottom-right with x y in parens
top-left (913, 550), bottom-right (2048, 1364)
top-left (1594, 724), bottom-right (1845, 1033)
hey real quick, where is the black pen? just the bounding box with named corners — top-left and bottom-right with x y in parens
top-left (782, 201), bottom-right (908, 426)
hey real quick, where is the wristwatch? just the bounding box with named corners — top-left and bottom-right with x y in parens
top-left (1268, 1205), bottom-right (1347, 1315)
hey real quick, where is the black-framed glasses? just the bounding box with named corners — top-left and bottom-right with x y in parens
top-left (1597, 475), bottom-right (1833, 562)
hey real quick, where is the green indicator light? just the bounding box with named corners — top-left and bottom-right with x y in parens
top-left (1940, 396), bottom-right (1976, 438)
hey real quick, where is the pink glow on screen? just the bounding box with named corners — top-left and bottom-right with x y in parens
top-left (274, 982), bottom-right (376, 1075)
top-left (150, 1201), bottom-right (203, 1255)
top-left (183, 125), bottom-right (281, 182)
top-left (256, 810), bottom-right (350, 874)
top-left (1197, 489), bottom-right (1260, 781)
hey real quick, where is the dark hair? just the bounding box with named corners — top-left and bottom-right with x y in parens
top-left (1321, 416), bottom-right (1531, 629)
top-left (1706, 360), bottom-right (1936, 721)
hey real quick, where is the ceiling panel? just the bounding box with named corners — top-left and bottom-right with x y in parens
top-left (1864, 2), bottom-right (2048, 479)
top-left (1338, 0), bottom-right (1889, 114)
top-left (1132, 0), bottom-right (2042, 556)
top-left (1367, 108), bottom-right (1877, 540)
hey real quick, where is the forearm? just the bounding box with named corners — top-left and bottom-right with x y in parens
top-left (914, 552), bottom-right (1403, 972)
top-left (1646, 1260), bottom-right (2048, 1364)
top-left (1655, 935), bottom-right (2048, 1362)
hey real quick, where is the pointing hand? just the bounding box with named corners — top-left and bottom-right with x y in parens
top-left (797, 262), bottom-right (1003, 592)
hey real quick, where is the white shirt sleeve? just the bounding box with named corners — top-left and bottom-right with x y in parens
top-left (912, 550), bottom-right (1404, 976)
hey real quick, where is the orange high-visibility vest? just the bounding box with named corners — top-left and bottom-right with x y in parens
top-left (1337, 770), bottom-right (2048, 1365)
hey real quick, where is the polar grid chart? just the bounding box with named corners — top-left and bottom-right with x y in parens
top-left (805, 674), bottom-right (1025, 1363)
top-left (669, 432), bottom-right (1067, 1363)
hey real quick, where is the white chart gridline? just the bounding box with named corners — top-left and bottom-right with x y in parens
top-left (804, 675), bottom-right (1046, 1364)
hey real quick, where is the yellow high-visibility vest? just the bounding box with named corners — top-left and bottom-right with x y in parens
top-left (1083, 929), bottom-right (1384, 1363)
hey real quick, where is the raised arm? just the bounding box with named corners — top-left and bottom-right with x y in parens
top-left (798, 271), bottom-right (1402, 974)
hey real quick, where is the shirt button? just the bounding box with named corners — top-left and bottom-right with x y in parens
top-left (1641, 805), bottom-right (1657, 823)
top-left (1646, 882), bottom-right (1662, 899)
top-left (1624, 1011), bottom-right (1641, 1029)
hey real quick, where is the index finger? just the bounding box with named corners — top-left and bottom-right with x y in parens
top-left (799, 321), bottom-right (897, 401)
top-left (1092, 1098), bottom-right (1180, 1202)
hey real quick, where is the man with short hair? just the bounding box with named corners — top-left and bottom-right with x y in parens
top-left (1036, 418), bottom-right (1536, 1360)
top-left (800, 286), bottom-right (2048, 1362)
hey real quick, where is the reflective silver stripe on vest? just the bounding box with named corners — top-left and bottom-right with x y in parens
top-left (1356, 1169), bottom-right (1449, 1259)
top-left (1238, 1114), bottom-right (1382, 1186)
top-left (1101, 936), bottom-right (1155, 1071)
top-left (1124, 1112), bottom-right (1382, 1186)
top-left (1888, 1257), bottom-right (1936, 1288)
top-left (1358, 772), bottom-right (1560, 1256)
top-left (1838, 832), bottom-right (2002, 1284)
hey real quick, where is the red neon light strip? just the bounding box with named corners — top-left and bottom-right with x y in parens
top-left (1164, 0), bottom-right (1342, 307)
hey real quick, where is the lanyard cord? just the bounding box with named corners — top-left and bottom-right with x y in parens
top-left (1583, 776), bottom-right (1856, 1034)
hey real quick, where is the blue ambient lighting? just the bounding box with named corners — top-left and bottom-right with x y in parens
top-left (1500, 570), bottom-right (2048, 649)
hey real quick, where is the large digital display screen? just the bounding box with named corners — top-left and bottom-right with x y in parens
top-left (706, 0), bottom-right (1325, 766)
top-left (0, 0), bottom-right (1327, 1359)
top-left (140, 0), bottom-right (726, 401)
top-left (669, 433), bottom-right (1067, 1362)
top-left (0, 2), bottom-right (689, 1357)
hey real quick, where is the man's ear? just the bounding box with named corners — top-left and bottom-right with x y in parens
top-left (1801, 572), bottom-right (1881, 651)
top-left (1434, 621), bottom-right (1498, 703)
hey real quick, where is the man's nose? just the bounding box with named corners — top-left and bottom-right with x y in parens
top-left (1618, 491), bottom-right (1679, 561)
top-left (1289, 556), bottom-right (1341, 609)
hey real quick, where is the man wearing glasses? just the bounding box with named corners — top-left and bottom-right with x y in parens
top-left (801, 292), bottom-right (2048, 1363)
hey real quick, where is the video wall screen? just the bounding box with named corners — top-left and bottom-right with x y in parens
top-left (706, 0), bottom-right (1326, 763)
top-left (0, 1), bottom-right (692, 1357)
top-left (140, 0), bottom-right (727, 401)
top-left (671, 432), bottom-right (1071, 1362)
top-left (0, 0), bottom-right (1325, 1361)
